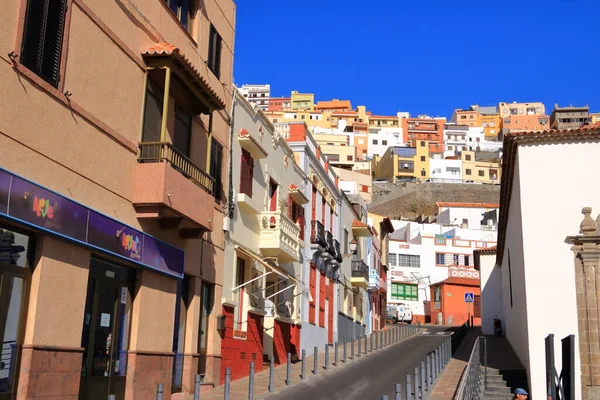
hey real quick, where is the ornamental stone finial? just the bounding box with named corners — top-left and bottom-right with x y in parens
top-left (581, 207), bottom-right (596, 236)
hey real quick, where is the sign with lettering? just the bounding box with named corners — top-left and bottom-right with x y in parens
top-left (0, 168), bottom-right (184, 278)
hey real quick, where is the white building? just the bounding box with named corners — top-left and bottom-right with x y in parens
top-left (387, 220), bottom-right (496, 323)
top-left (444, 124), bottom-right (502, 157)
top-left (239, 84), bottom-right (270, 110)
top-left (429, 158), bottom-right (462, 182)
top-left (435, 202), bottom-right (499, 230)
top-left (483, 126), bottom-right (600, 399)
top-left (367, 128), bottom-right (404, 159)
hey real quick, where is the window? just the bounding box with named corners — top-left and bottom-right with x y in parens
top-left (207, 24), bottom-right (223, 79)
top-left (388, 253), bottom-right (397, 266)
top-left (465, 154), bottom-right (472, 161)
top-left (309, 264), bottom-right (317, 324)
top-left (239, 149), bottom-right (254, 197)
top-left (433, 286), bottom-right (441, 309)
top-left (373, 140), bottom-right (378, 145)
top-left (234, 257), bottom-right (246, 335)
top-left (382, 140), bottom-right (388, 145)
top-left (478, 170), bottom-right (485, 177)
top-left (165, 0), bottom-right (190, 29)
top-left (420, 156), bottom-right (425, 161)
top-left (209, 140), bottom-right (224, 201)
top-left (420, 141), bottom-right (426, 147)
top-left (21, 0), bottom-right (67, 87)
top-left (172, 275), bottom-right (190, 391)
top-left (466, 169), bottom-right (472, 175)
top-left (420, 170), bottom-right (426, 177)
top-left (391, 283), bottom-right (418, 300)
top-left (347, 155), bottom-right (353, 161)
top-left (465, 255), bottom-right (470, 266)
top-left (436, 253), bottom-right (445, 265)
top-left (174, 105), bottom-right (192, 157)
top-left (397, 254), bottom-right (420, 268)
top-left (344, 229), bottom-right (349, 254)
top-left (361, 184), bottom-right (369, 193)
top-left (142, 80), bottom-right (164, 143)
top-left (454, 254), bottom-right (460, 265)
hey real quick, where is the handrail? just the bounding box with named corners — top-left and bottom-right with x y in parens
top-left (455, 336), bottom-right (487, 400)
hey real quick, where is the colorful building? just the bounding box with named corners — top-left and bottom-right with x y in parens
top-left (501, 114), bottom-right (550, 133)
top-left (460, 151), bottom-right (502, 184)
top-left (0, 0), bottom-right (235, 398)
top-left (402, 117), bottom-right (445, 156)
top-left (374, 143), bottom-right (430, 183)
top-left (315, 99), bottom-right (353, 112)
top-left (429, 278), bottom-right (481, 326)
top-left (268, 97), bottom-right (291, 111)
top-left (290, 91), bottom-right (315, 110)
top-left (498, 101), bottom-right (545, 118)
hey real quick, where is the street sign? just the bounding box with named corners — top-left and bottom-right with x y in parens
top-left (464, 292), bottom-right (474, 303)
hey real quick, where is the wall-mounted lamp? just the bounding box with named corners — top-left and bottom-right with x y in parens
top-left (217, 314), bottom-right (226, 332)
top-left (349, 238), bottom-right (358, 254)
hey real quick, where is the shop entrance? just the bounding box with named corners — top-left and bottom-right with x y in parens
top-left (79, 259), bottom-right (135, 400)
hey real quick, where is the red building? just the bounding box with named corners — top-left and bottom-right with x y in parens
top-left (429, 277), bottom-right (481, 326)
top-left (402, 117), bottom-right (444, 155)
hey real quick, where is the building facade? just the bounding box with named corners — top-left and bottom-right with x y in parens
top-left (402, 117), bottom-right (445, 156)
top-left (550, 104), bottom-right (590, 130)
top-left (238, 84), bottom-right (270, 110)
top-left (1, 0), bottom-right (235, 398)
top-left (461, 151), bottom-right (501, 184)
top-left (498, 101), bottom-right (545, 118)
top-left (374, 144), bottom-right (430, 183)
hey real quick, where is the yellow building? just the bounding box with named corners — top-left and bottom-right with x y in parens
top-left (451, 108), bottom-right (481, 127)
top-left (291, 90), bottom-right (315, 110)
top-left (263, 109), bottom-right (332, 130)
top-left (313, 133), bottom-right (355, 167)
top-left (461, 151), bottom-right (502, 184)
top-left (591, 112), bottom-right (600, 124)
top-left (374, 141), bottom-right (430, 183)
top-left (498, 101), bottom-right (545, 118)
top-left (480, 114), bottom-right (501, 139)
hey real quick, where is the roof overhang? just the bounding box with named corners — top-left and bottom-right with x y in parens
top-left (238, 129), bottom-right (268, 159)
top-left (289, 184), bottom-right (309, 204)
top-left (352, 219), bottom-right (372, 237)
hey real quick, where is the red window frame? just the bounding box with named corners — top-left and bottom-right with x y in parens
top-left (319, 272), bottom-right (326, 327)
top-left (239, 149), bottom-right (254, 197)
top-left (309, 264), bottom-right (317, 324)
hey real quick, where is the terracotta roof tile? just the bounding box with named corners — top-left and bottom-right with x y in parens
top-left (143, 42), bottom-right (226, 110)
top-left (474, 246), bottom-right (497, 256)
top-left (497, 125), bottom-right (600, 265)
top-left (436, 202), bottom-right (499, 209)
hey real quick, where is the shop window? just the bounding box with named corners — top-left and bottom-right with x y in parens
top-left (209, 140), bottom-right (224, 201)
top-left (207, 24), bottom-right (222, 79)
top-left (391, 283), bottom-right (418, 301)
top-left (239, 149), bottom-right (254, 197)
top-left (20, 0), bottom-right (67, 87)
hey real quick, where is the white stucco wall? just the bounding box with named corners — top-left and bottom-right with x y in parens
top-left (478, 254), bottom-right (503, 335)
top-left (501, 141), bottom-right (600, 399)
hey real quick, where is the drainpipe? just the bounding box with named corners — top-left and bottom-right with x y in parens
top-left (225, 87), bottom-right (237, 237)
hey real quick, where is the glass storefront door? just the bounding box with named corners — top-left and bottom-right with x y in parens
top-left (0, 226), bottom-right (31, 400)
top-left (79, 259), bottom-right (134, 400)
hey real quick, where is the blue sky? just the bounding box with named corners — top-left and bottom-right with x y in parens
top-left (233, 0), bottom-right (600, 118)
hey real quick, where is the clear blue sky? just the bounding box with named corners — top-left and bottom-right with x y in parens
top-left (233, 0), bottom-right (600, 118)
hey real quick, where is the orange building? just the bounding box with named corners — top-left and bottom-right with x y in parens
top-left (268, 97), bottom-right (291, 111)
top-left (501, 114), bottom-right (550, 133)
top-left (429, 278), bottom-right (481, 326)
top-left (354, 133), bottom-right (369, 160)
top-left (451, 109), bottom-right (481, 127)
top-left (315, 99), bottom-right (353, 112)
top-left (402, 117), bottom-right (444, 155)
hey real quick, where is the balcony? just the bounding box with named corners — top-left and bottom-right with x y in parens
top-left (259, 211), bottom-right (301, 263)
top-left (133, 142), bottom-right (214, 237)
top-left (333, 239), bottom-right (342, 262)
top-left (368, 269), bottom-right (380, 291)
top-left (351, 260), bottom-right (369, 288)
top-left (379, 269), bottom-right (387, 293)
top-left (310, 220), bottom-right (327, 248)
top-left (326, 231), bottom-right (335, 257)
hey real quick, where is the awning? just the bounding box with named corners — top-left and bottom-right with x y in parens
top-left (235, 245), bottom-right (312, 302)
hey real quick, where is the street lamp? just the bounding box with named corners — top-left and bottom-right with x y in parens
top-left (349, 238), bottom-right (358, 254)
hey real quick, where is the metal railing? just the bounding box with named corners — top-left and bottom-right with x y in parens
top-left (326, 231), bottom-right (335, 256)
top-left (333, 239), bottom-right (342, 262)
top-left (351, 260), bottom-right (369, 280)
top-left (455, 336), bottom-right (487, 400)
top-left (138, 141), bottom-right (214, 194)
top-left (310, 220), bottom-right (327, 248)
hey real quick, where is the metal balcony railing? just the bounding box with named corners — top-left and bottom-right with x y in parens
top-left (310, 220), bottom-right (327, 248)
top-left (138, 141), bottom-right (214, 194)
top-left (333, 239), bottom-right (342, 262)
top-left (351, 260), bottom-right (369, 280)
top-left (326, 231), bottom-right (335, 257)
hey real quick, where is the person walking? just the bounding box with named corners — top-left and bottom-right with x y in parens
top-left (513, 388), bottom-right (528, 399)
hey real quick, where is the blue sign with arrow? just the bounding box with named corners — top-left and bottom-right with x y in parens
top-left (464, 292), bottom-right (475, 303)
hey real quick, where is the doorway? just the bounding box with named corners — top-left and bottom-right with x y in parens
top-left (197, 282), bottom-right (213, 380)
top-left (79, 259), bottom-right (135, 400)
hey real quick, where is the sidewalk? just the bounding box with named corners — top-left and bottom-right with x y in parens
top-left (181, 327), bottom-right (423, 400)
top-left (428, 328), bottom-right (481, 400)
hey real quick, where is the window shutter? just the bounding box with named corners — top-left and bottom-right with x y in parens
top-left (210, 140), bottom-right (223, 201)
top-left (21, 0), bottom-right (67, 87)
top-left (239, 149), bottom-right (253, 197)
top-left (214, 32), bottom-right (222, 79)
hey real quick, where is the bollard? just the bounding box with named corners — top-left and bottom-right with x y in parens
top-left (375, 331), bottom-right (379, 350)
top-left (343, 340), bottom-right (347, 363)
top-left (286, 353), bottom-right (292, 385)
top-left (436, 348), bottom-right (441, 375)
top-left (313, 346), bottom-right (318, 375)
top-left (426, 355), bottom-right (432, 391)
top-left (325, 344), bottom-right (329, 370)
top-left (406, 374), bottom-right (412, 400)
top-left (421, 361), bottom-right (426, 399)
top-left (268, 356), bottom-right (274, 392)
top-left (156, 383), bottom-right (163, 400)
top-left (194, 374), bottom-right (200, 400)
top-left (364, 334), bottom-right (368, 354)
top-left (370, 332), bottom-right (373, 352)
top-left (358, 335), bottom-right (362, 357)
top-left (432, 352), bottom-right (437, 382)
top-left (224, 367), bottom-right (231, 400)
top-left (351, 338), bottom-right (355, 359)
top-left (248, 362), bottom-right (255, 400)
top-left (301, 349), bottom-right (306, 380)
top-left (382, 396), bottom-right (389, 400)
top-left (334, 342), bottom-right (339, 366)
top-left (108, 396), bottom-right (116, 400)
top-left (414, 367), bottom-right (420, 400)
top-left (395, 383), bottom-right (402, 400)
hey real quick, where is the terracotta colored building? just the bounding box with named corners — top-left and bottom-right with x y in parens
top-left (1, 0), bottom-right (234, 399)
top-left (402, 117), bottom-right (444, 156)
top-left (429, 278), bottom-right (481, 326)
top-left (268, 97), bottom-right (291, 111)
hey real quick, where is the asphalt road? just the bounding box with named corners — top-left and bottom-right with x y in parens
top-left (263, 325), bottom-right (456, 400)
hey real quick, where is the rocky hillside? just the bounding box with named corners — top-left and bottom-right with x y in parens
top-left (369, 182), bottom-right (500, 219)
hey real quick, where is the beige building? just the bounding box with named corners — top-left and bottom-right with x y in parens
top-left (313, 134), bottom-right (356, 168)
top-left (461, 151), bottom-right (501, 184)
top-left (290, 91), bottom-right (315, 110)
top-left (333, 167), bottom-right (372, 203)
top-left (498, 101), bottom-right (545, 118)
top-left (222, 90), bottom-right (308, 380)
top-left (0, 0), bottom-right (234, 398)
top-left (374, 143), bottom-right (430, 183)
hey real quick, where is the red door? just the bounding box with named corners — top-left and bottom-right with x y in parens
top-left (319, 272), bottom-right (326, 327)
top-left (327, 278), bottom-right (334, 344)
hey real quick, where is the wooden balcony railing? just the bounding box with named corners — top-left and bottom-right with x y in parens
top-left (138, 141), bottom-right (214, 194)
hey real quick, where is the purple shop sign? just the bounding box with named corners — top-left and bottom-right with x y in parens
top-left (0, 170), bottom-right (11, 215)
top-left (87, 211), bottom-right (144, 263)
top-left (142, 236), bottom-right (184, 277)
top-left (7, 176), bottom-right (89, 242)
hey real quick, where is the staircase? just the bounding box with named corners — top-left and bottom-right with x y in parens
top-left (484, 368), bottom-right (529, 400)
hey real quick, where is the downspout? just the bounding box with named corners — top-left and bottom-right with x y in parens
top-left (225, 87), bottom-right (237, 237)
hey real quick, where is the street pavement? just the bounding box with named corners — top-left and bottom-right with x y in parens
top-left (261, 325), bottom-right (457, 400)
